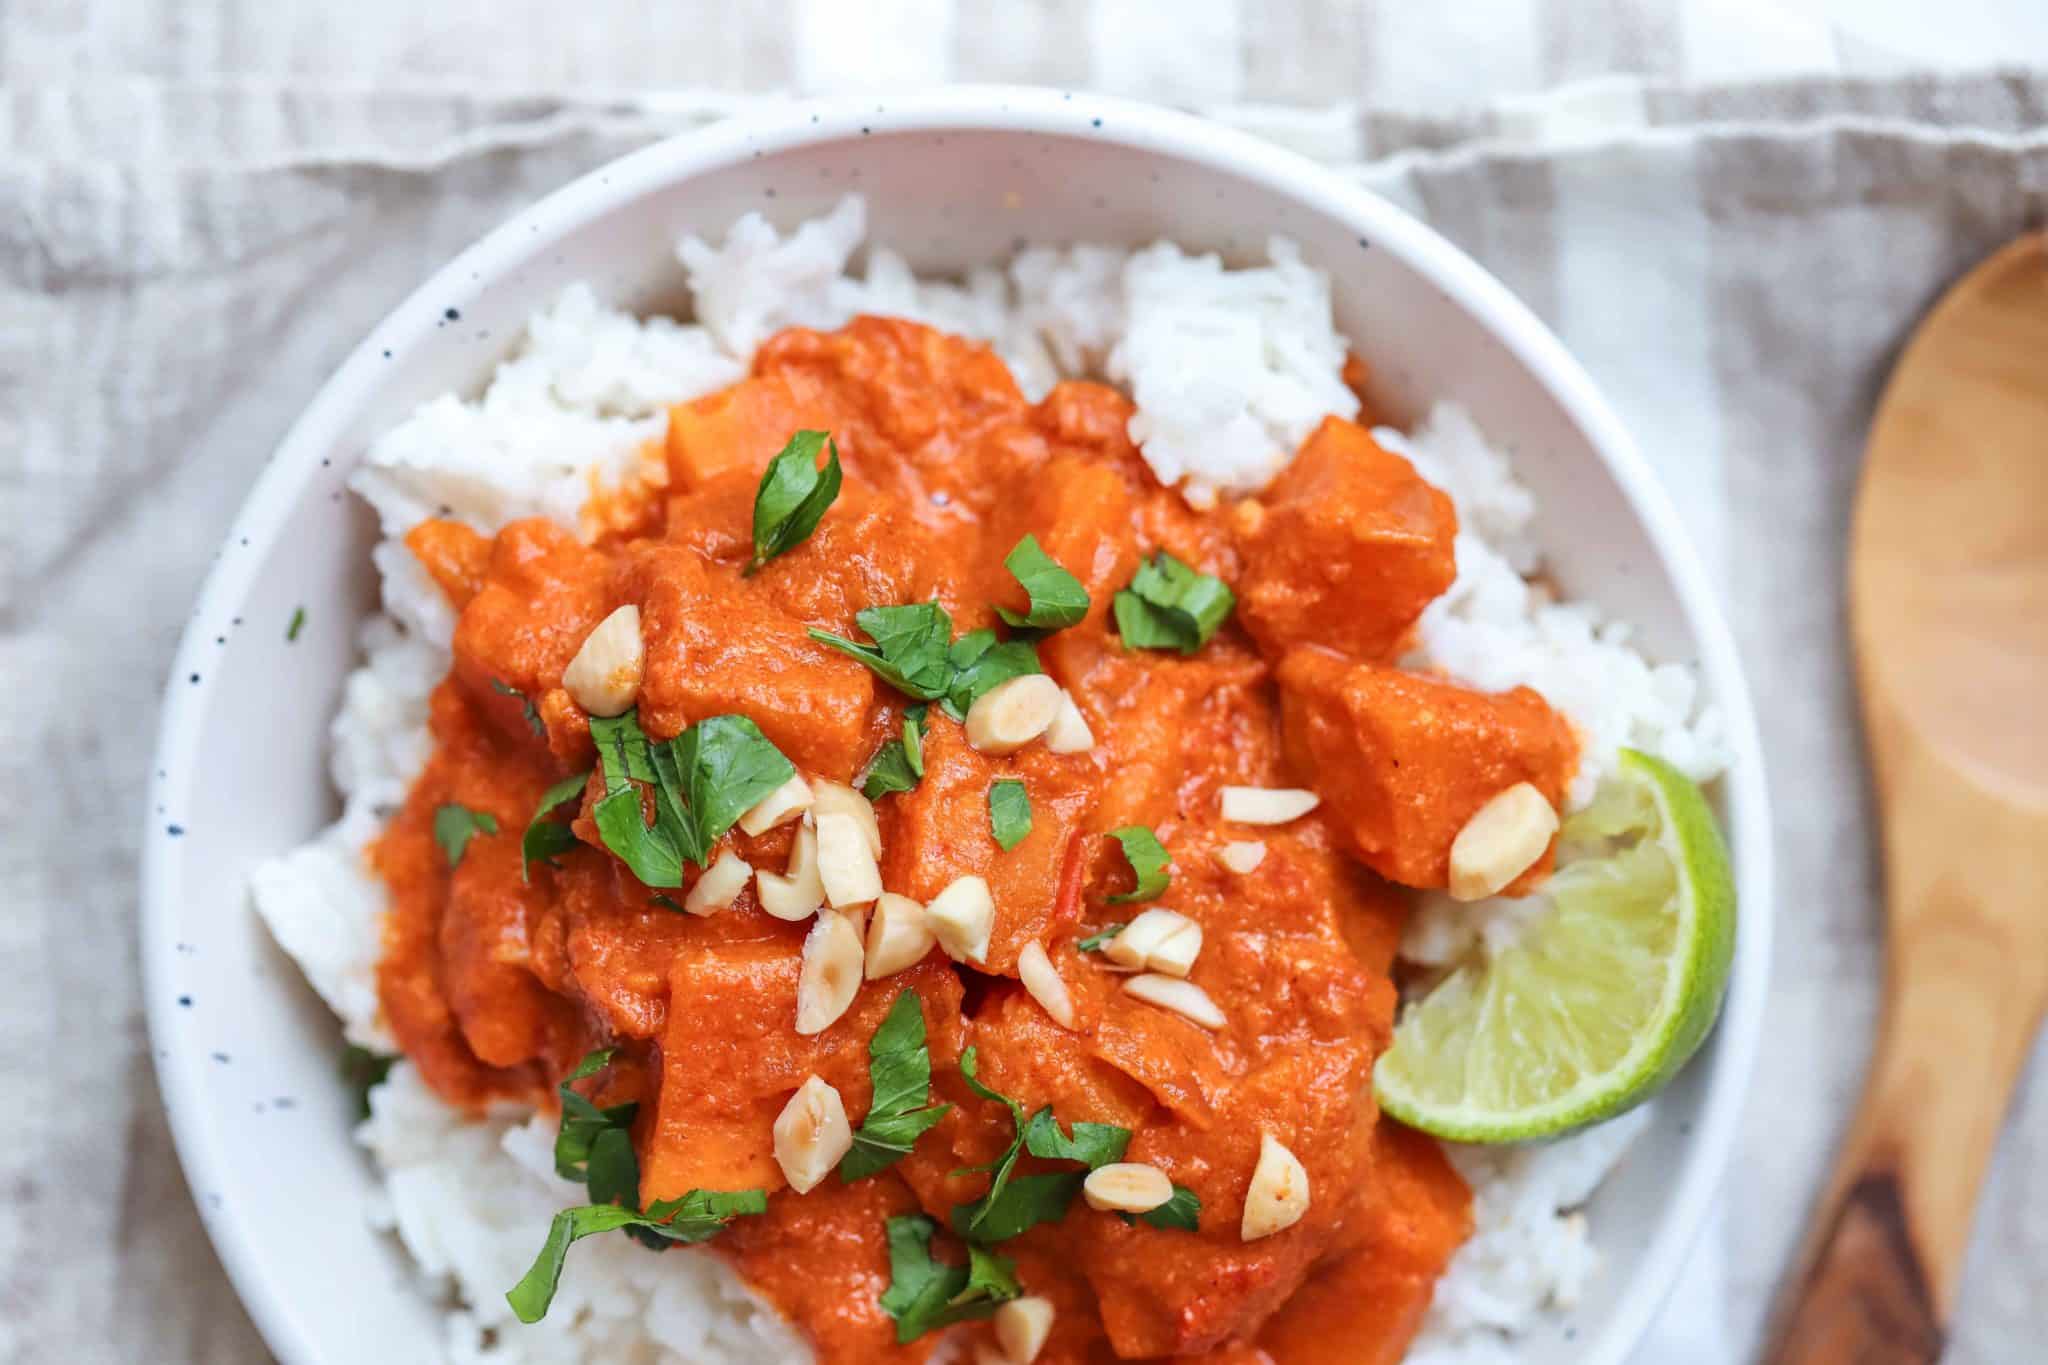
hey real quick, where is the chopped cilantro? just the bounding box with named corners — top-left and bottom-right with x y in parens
top-left (521, 771), bottom-right (589, 882)
top-left (552, 1048), bottom-right (637, 1183)
top-left (995, 534), bottom-right (1089, 631)
top-left (587, 711), bottom-right (796, 888)
top-left (1112, 551), bottom-right (1235, 654)
top-left (860, 706), bottom-right (928, 801)
top-left (810, 603), bottom-right (957, 700)
top-left (841, 991), bottom-right (953, 1181)
top-left (285, 606), bottom-right (306, 642)
top-left (942, 629), bottom-right (1043, 720)
top-left (747, 429), bottom-right (842, 575)
top-left (988, 780), bottom-right (1032, 851)
top-left (877, 1213), bottom-right (1021, 1343)
top-left (507, 1189), bottom-right (767, 1324)
top-left (1136, 1184), bottom-right (1203, 1231)
top-left (1022, 1107), bottom-right (1130, 1167)
top-left (432, 804), bottom-right (498, 868)
top-left (1105, 826), bottom-right (1171, 905)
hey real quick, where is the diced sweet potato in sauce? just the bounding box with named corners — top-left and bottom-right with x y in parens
top-left (366, 316), bottom-right (1525, 1365)
top-left (1236, 416), bottom-right (1456, 663)
top-left (1278, 647), bottom-right (1579, 890)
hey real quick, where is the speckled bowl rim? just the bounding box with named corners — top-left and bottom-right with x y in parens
top-left (142, 85), bottom-right (1773, 1365)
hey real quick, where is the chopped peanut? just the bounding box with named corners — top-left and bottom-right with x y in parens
top-left (772, 1075), bottom-right (852, 1193)
top-left (1447, 781), bottom-right (1559, 901)
top-left (1122, 973), bottom-right (1224, 1030)
top-left (865, 893), bottom-right (935, 979)
top-left (756, 823), bottom-right (824, 921)
top-left (1017, 940), bottom-right (1075, 1028)
top-left (1240, 1133), bottom-right (1310, 1241)
top-left (964, 674), bottom-right (1062, 755)
top-left (1082, 1162), bottom-right (1174, 1214)
top-left (794, 911), bottom-right (863, 1035)
top-left (925, 874), bottom-right (995, 964)
top-left (561, 604), bottom-right (644, 717)
top-left (739, 772), bottom-right (813, 836)
top-left (682, 849), bottom-right (752, 915)
top-left (1219, 785), bottom-right (1321, 825)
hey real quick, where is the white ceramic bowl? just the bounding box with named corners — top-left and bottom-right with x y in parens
top-left (142, 87), bottom-right (1772, 1365)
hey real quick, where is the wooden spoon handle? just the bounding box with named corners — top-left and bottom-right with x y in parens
top-left (1764, 726), bottom-right (2048, 1364)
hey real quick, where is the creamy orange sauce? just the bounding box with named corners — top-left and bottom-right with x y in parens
top-left (372, 316), bottom-right (1579, 1361)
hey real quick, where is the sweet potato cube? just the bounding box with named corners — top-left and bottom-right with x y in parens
top-left (664, 369), bottom-right (843, 491)
top-left (1277, 648), bottom-right (1577, 890)
top-left (1238, 416), bottom-right (1456, 663)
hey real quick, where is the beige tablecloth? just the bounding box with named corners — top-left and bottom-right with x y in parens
top-left (5, 3), bottom-right (2047, 1362)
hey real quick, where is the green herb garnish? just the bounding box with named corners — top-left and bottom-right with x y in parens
top-left (943, 629), bottom-right (1043, 720)
top-left (522, 771), bottom-right (589, 882)
top-left (841, 991), bottom-right (953, 1182)
top-left (811, 605), bottom-right (1045, 721)
top-left (510, 1047), bottom-right (766, 1322)
top-left (877, 1213), bottom-right (1021, 1343)
top-left (508, 1190), bottom-right (768, 1324)
top-left (810, 604), bottom-right (957, 700)
top-left (1134, 1184), bottom-right (1203, 1231)
top-left (1112, 551), bottom-right (1235, 655)
top-left (491, 678), bottom-right (547, 737)
top-left (339, 1044), bottom-right (395, 1120)
top-left (1076, 923), bottom-right (1127, 953)
top-left (860, 706), bottom-right (928, 801)
top-left (552, 1049), bottom-right (637, 1183)
top-left (1021, 1108), bottom-right (1131, 1167)
top-left (1105, 826), bottom-right (1171, 905)
top-left (286, 606), bottom-right (306, 642)
top-left (433, 804), bottom-right (498, 868)
top-left (587, 711), bottom-right (796, 888)
top-left (995, 534), bottom-right (1089, 631)
top-left (989, 781), bottom-right (1032, 851)
top-left (747, 429), bottom-right (842, 575)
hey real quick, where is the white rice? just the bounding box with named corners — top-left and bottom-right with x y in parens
top-left (251, 196), bottom-right (1726, 1364)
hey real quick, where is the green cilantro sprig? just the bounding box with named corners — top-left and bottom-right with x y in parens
top-left (508, 1048), bottom-right (767, 1323)
top-left (1112, 551), bottom-right (1235, 654)
top-left (586, 710), bottom-right (795, 888)
top-left (747, 429), bottom-right (843, 575)
top-left (1105, 826), bottom-right (1171, 904)
top-left (989, 781), bottom-right (1032, 851)
top-left (810, 606), bottom-right (1045, 721)
top-left (841, 991), bottom-right (953, 1182)
top-left (1076, 923), bottom-right (1127, 953)
top-left (432, 804), bottom-right (498, 868)
top-left (877, 1213), bottom-right (1021, 1343)
top-left (995, 535), bottom-right (1089, 631)
top-left (521, 771), bottom-right (589, 883)
top-left (860, 706), bottom-right (928, 801)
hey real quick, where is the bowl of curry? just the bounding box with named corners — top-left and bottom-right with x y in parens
top-left (142, 87), bottom-right (1772, 1365)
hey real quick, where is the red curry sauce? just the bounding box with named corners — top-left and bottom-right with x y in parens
top-left (373, 316), bottom-right (1580, 1362)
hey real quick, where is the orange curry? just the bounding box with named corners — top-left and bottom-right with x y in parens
top-left (373, 317), bottom-right (1580, 1363)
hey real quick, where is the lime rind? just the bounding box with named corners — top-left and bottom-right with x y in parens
top-left (1374, 749), bottom-right (1737, 1144)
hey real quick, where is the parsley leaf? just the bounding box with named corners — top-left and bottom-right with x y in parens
top-left (433, 804), bottom-right (498, 868)
top-left (286, 606), bottom-right (306, 642)
top-left (1076, 923), bottom-right (1127, 953)
top-left (1111, 551), bottom-right (1235, 655)
top-left (1105, 826), bottom-right (1172, 905)
top-left (587, 711), bottom-right (796, 887)
top-left (811, 603), bottom-right (957, 700)
top-left (942, 629), bottom-right (1043, 721)
top-left (522, 771), bottom-right (589, 882)
top-left (507, 1190), bottom-right (767, 1324)
top-left (747, 429), bottom-right (842, 575)
top-left (491, 678), bottom-right (547, 737)
top-left (878, 1213), bottom-right (1021, 1343)
top-left (1022, 1107), bottom-right (1131, 1167)
top-left (860, 706), bottom-right (928, 801)
top-left (339, 1044), bottom-right (395, 1121)
top-left (995, 534), bottom-right (1089, 630)
top-left (988, 780), bottom-right (1032, 851)
top-left (842, 992), bottom-right (953, 1182)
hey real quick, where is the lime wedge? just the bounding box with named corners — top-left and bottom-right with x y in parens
top-left (1374, 749), bottom-right (1736, 1143)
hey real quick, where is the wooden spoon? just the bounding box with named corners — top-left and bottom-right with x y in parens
top-left (1765, 234), bottom-right (2048, 1362)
